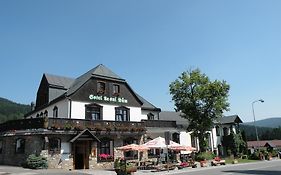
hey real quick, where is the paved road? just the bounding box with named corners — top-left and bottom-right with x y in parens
top-left (0, 166), bottom-right (88, 175)
top-left (1, 160), bottom-right (281, 175)
top-left (170, 159), bottom-right (281, 175)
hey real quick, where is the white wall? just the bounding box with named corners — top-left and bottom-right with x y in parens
top-left (61, 142), bottom-right (71, 154)
top-left (26, 99), bottom-right (69, 118)
top-left (179, 131), bottom-right (191, 146)
top-left (71, 101), bottom-right (144, 121)
top-left (141, 110), bottom-right (159, 120)
top-left (27, 99), bottom-right (153, 122)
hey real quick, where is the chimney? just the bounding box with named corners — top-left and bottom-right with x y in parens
top-left (31, 102), bottom-right (35, 111)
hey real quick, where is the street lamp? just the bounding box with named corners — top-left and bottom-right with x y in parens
top-left (252, 99), bottom-right (264, 147)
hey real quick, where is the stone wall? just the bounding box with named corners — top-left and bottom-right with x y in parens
top-left (0, 135), bottom-right (43, 166)
top-left (0, 132), bottom-right (145, 170)
top-left (41, 150), bottom-right (73, 169)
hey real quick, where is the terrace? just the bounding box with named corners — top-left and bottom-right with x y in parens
top-left (0, 117), bottom-right (146, 133)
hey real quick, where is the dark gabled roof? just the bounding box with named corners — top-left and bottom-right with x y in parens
top-left (44, 73), bottom-right (74, 89)
top-left (66, 64), bottom-right (125, 96)
top-left (215, 115), bottom-right (243, 124)
top-left (159, 111), bottom-right (189, 126)
top-left (31, 64), bottom-right (160, 113)
top-left (70, 129), bottom-right (100, 143)
top-left (136, 93), bottom-right (161, 111)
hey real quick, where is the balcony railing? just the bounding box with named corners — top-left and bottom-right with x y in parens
top-left (0, 117), bottom-right (146, 133)
top-left (142, 119), bottom-right (177, 128)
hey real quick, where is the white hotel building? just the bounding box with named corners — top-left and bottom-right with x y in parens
top-left (0, 64), bottom-right (242, 169)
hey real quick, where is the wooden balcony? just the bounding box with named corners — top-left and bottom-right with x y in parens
top-left (0, 117), bottom-right (146, 133)
top-left (142, 119), bottom-right (177, 128)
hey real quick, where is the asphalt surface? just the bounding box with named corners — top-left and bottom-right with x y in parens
top-left (1, 159), bottom-right (281, 175)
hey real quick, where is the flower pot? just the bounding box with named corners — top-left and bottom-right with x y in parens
top-left (126, 166), bottom-right (137, 173)
top-left (200, 160), bottom-right (207, 167)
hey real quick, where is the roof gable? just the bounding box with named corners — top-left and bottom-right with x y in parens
top-left (70, 129), bottom-right (100, 143)
top-left (136, 93), bottom-right (161, 111)
top-left (31, 64), bottom-right (160, 114)
top-left (66, 64), bottom-right (125, 96)
top-left (216, 115), bottom-right (243, 124)
top-left (44, 73), bottom-right (74, 89)
top-left (159, 111), bottom-right (188, 126)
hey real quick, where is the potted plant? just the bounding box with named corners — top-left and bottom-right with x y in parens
top-left (114, 158), bottom-right (137, 175)
top-left (200, 160), bottom-right (207, 167)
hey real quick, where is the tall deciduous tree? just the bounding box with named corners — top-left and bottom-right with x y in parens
top-left (169, 69), bottom-right (230, 152)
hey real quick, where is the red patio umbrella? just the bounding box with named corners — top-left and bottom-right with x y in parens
top-left (117, 144), bottom-right (149, 152)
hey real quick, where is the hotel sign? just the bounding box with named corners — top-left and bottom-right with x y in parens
top-left (89, 94), bottom-right (128, 104)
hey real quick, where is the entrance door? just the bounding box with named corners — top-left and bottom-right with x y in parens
top-left (74, 141), bottom-right (89, 169)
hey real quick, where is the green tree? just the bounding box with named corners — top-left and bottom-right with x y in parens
top-left (169, 68), bottom-right (230, 152)
top-left (223, 131), bottom-right (247, 157)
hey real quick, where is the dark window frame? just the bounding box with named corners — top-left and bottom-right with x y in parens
top-left (147, 113), bottom-right (154, 120)
top-left (15, 138), bottom-right (25, 154)
top-left (223, 127), bottom-right (228, 136)
top-left (44, 110), bottom-right (48, 117)
top-left (115, 106), bottom-right (130, 121)
top-left (97, 81), bottom-right (106, 94)
top-left (216, 126), bottom-right (220, 136)
top-left (85, 103), bottom-right (103, 120)
top-left (113, 84), bottom-right (120, 95)
top-left (97, 138), bottom-right (114, 162)
top-left (53, 106), bottom-right (58, 118)
top-left (172, 132), bottom-right (180, 143)
top-left (0, 140), bottom-right (3, 154)
top-left (191, 134), bottom-right (197, 148)
top-left (49, 138), bottom-right (61, 154)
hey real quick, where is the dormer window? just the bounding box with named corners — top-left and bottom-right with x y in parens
top-left (147, 113), bottom-right (154, 120)
top-left (97, 82), bottom-right (106, 94)
top-left (113, 84), bottom-right (120, 95)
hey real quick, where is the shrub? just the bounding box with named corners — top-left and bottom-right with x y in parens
top-left (195, 152), bottom-right (215, 161)
top-left (24, 154), bottom-right (48, 169)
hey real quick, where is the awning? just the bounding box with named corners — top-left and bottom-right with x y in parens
top-left (70, 129), bottom-right (100, 143)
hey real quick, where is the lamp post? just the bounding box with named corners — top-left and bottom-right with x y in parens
top-left (252, 99), bottom-right (264, 148)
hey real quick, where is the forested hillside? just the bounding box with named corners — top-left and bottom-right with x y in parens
top-left (0, 97), bottom-right (31, 123)
top-left (240, 124), bottom-right (281, 141)
top-left (244, 117), bottom-right (281, 128)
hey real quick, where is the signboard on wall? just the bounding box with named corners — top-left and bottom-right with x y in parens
top-left (89, 94), bottom-right (128, 104)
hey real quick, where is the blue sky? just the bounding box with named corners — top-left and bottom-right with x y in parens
top-left (1, 0), bottom-right (281, 122)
